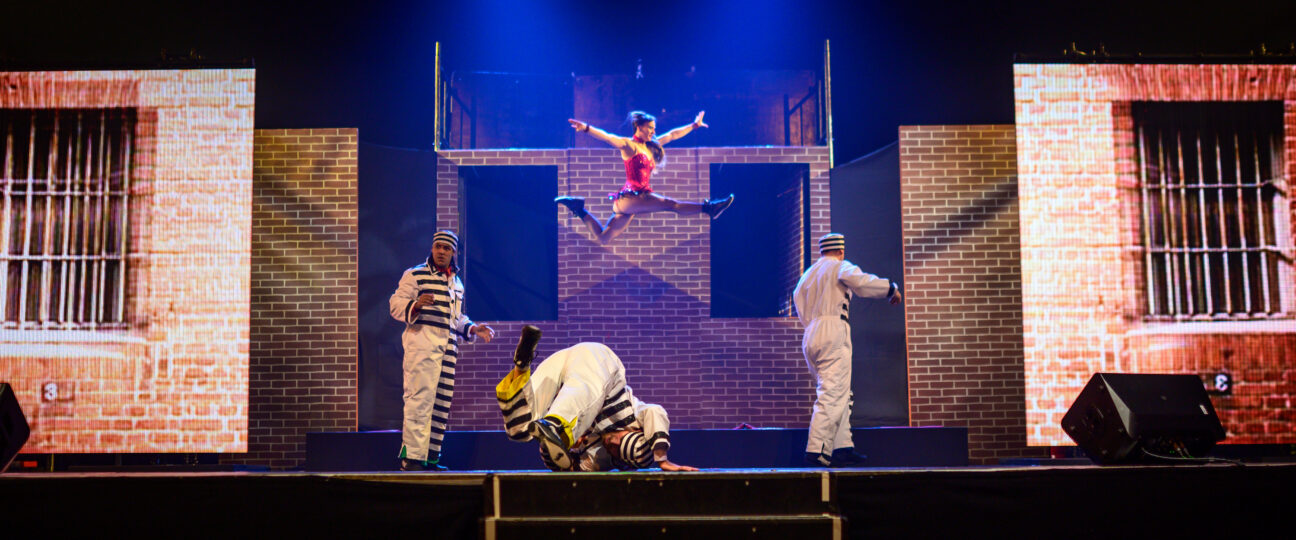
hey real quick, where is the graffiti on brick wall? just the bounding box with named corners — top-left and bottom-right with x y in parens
top-left (0, 69), bottom-right (254, 453)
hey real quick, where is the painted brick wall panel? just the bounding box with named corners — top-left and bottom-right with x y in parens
top-left (1, 70), bottom-right (253, 455)
top-left (900, 125), bottom-right (1036, 464)
top-left (1016, 64), bottom-right (1296, 447)
top-left (437, 147), bottom-right (829, 430)
top-left (221, 128), bottom-right (358, 469)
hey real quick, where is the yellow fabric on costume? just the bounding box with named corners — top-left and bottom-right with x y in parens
top-left (496, 368), bottom-right (530, 401)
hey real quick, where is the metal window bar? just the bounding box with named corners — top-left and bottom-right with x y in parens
top-left (1194, 126), bottom-right (1213, 315)
top-left (1136, 102), bottom-right (1286, 321)
top-left (0, 109), bottom-right (132, 330)
top-left (783, 84), bottom-right (818, 146)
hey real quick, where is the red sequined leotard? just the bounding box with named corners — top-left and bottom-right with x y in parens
top-left (610, 137), bottom-right (655, 199)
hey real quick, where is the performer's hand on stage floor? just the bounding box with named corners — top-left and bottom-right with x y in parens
top-left (658, 458), bottom-right (699, 471)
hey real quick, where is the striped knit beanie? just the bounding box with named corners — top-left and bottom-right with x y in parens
top-left (617, 431), bottom-right (653, 469)
top-left (432, 230), bottom-right (459, 251)
top-left (818, 233), bottom-right (845, 253)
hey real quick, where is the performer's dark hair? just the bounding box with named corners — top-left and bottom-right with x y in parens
top-left (627, 111), bottom-right (665, 166)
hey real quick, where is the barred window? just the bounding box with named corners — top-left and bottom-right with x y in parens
top-left (1, 109), bottom-right (134, 329)
top-left (1135, 101), bottom-right (1287, 321)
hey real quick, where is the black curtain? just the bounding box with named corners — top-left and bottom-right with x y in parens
top-left (357, 142), bottom-right (438, 430)
top-left (831, 141), bottom-right (908, 427)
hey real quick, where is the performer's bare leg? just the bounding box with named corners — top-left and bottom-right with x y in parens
top-left (574, 212), bottom-right (636, 245)
top-left (615, 192), bottom-right (705, 216)
top-left (556, 192), bottom-right (733, 245)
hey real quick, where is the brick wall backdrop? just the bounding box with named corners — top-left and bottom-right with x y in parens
top-left (436, 147), bottom-right (831, 430)
top-left (899, 125), bottom-right (1039, 465)
top-left (1015, 64), bottom-right (1296, 446)
top-left (1, 70), bottom-right (253, 454)
top-left (224, 128), bottom-right (358, 468)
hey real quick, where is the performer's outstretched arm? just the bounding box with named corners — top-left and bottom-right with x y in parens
top-left (568, 119), bottom-right (629, 148)
top-left (656, 111), bottom-right (708, 145)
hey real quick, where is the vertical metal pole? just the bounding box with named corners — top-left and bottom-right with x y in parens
top-left (1137, 122), bottom-right (1158, 316)
top-left (434, 41), bottom-right (442, 151)
top-left (1268, 128), bottom-right (1287, 314)
top-left (40, 111), bottom-right (59, 324)
top-left (1, 118), bottom-right (12, 321)
top-left (77, 112), bottom-right (90, 324)
top-left (118, 112), bottom-right (132, 324)
top-left (824, 39), bottom-right (834, 168)
top-left (94, 111), bottom-right (109, 324)
top-left (61, 115), bottom-right (74, 325)
top-left (1156, 127), bottom-right (1178, 316)
top-left (1194, 127), bottom-right (1213, 316)
top-left (1233, 129), bottom-right (1251, 314)
top-left (19, 118), bottom-right (36, 324)
top-left (783, 94), bottom-right (791, 146)
top-left (1174, 128), bottom-right (1194, 316)
top-left (1251, 127), bottom-right (1271, 314)
top-left (1214, 130), bottom-right (1232, 314)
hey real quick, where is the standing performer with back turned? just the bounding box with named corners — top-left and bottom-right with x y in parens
top-left (794, 233), bottom-right (901, 467)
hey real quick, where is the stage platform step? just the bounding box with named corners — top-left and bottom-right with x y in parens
top-left (305, 426), bottom-right (968, 471)
top-left (490, 471), bottom-right (833, 516)
top-left (483, 515), bottom-right (841, 538)
top-left (485, 470), bottom-right (841, 538)
top-left (4, 464), bottom-right (1292, 538)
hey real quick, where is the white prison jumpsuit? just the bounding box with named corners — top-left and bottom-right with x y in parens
top-left (389, 260), bottom-right (477, 462)
top-left (793, 256), bottom-right (895, 455)
top-left (496, 343), bottom-right (671, 470)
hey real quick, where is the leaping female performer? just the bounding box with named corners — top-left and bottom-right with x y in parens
top-left (556, 110), bottom-right (734, 244)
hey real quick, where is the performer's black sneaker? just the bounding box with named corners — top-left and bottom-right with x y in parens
top-left (514, 325), bottom-right (542, 370)
top-left (400, 458), bottom-right (448, 472)
top-left (804, 452), bottom-right (832, 467)
top-left (555, 196), bottom-right (587, 218)
top-left (830, 448), bottom-right (868, 468)
top-left (531, 416), bottom-right (572, 470)
top-left (702, 194), bottom-right (735, 219)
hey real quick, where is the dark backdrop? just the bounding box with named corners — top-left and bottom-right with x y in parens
top-left (6, 1), bottom-right (1292, 164)
top-left (832, 143), bottom-right (906, 426)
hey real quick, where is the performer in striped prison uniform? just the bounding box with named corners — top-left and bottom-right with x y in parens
top-left (497, 326), bottom-right (697, 472)
top-left (793, 233), bottom-right (902, 468)
top-left (389, 230), bottom-right (496, 471)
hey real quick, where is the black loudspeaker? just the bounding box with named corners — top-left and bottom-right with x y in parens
top-left (1, 382), bottom-right (31, 473)
top-left (1061, 373), bottom-right (1226, 464)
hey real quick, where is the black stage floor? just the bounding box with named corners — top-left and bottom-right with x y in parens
top-left (4, 463), bottom-right (1291, 539)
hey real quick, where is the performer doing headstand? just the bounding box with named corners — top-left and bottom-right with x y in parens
top-left (557, 111), bottom-right (735, 244)
top-left (497, 326), bottom-right (697, 472)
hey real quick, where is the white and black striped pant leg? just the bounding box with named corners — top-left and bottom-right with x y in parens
top-left (427, 339), bottom-right (457, 457)
top-left (399, 340), bottom-right (456, 462)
